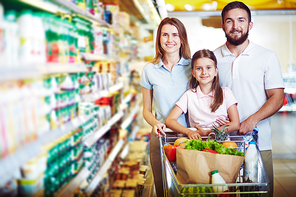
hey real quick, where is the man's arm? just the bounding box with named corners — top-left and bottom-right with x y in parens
top-left (238, 88), bottom-right (284, 134)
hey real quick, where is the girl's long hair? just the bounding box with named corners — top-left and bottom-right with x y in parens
top-left (151, 17), bottom-right (191, 64)
top-left (189, 49), bottom-right (223, 112)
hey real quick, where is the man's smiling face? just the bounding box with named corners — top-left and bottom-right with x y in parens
top-left (223, 8), bottom-right (253, 46)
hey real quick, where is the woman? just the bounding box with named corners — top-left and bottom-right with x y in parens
top-left (140, 17), bottom-right (191, 197)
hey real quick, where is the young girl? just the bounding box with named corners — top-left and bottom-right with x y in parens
top-left (165, 49), bottom-right (240, 139)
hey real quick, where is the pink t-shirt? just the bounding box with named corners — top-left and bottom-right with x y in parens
top-left (176, 86), bottom-right (237, 129)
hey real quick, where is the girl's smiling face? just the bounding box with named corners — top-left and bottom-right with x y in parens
top-left (192, 57), bottom-right (218, 86)
top-left (160, 24), bottom-right (181, 55)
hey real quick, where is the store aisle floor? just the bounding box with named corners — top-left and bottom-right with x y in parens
top-left (271, 112), bottom-right (296, 197)
top-left (140, 112), bottom-right (296, 197)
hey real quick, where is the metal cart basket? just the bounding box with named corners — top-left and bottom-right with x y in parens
top-left (159, 134), bottom-right (270, 196)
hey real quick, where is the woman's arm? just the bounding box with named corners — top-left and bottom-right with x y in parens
top-left (142, 87), bottom-right (166, 136)
top-left (218, 104), bottom-right (240, 133)
top-left (165, 106), bottom-right (201, 139)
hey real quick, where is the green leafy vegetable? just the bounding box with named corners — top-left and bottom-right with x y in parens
top-left (184, 138), bottom-right (244, 156)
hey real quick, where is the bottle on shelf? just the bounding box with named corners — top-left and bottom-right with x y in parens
top-left (210, 170), bottom-right (229, 193)
top-left (244, 141), bottom-right (259, 183)
top-left (18, 9), bottom-right (35, 66)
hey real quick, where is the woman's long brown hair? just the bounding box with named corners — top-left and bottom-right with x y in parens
top-left (189, 49), bottom-right (223, 112)
top-left (151, 17), bottom-right (191, 64)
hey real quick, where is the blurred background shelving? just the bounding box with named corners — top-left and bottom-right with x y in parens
top-left (1, 0), bottom-right (296, 196)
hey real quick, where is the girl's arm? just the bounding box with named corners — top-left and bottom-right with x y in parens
top-left (142, 87), bottom-right (166, 137)
top-left (165, 106), bottom-right (201, 140)
top-left (218, 104), bottom-right (240, 133)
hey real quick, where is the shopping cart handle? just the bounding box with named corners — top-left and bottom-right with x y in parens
top-left (160, 128), bottom-right (201, 132)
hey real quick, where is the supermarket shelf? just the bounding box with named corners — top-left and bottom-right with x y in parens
top-left (279, 104), bottom-right (296, 112)
top-left (0, 67), bottom-right (41, 82)
top-left (0, 113), bottom-right (93, 184)
top-left (82, 90), bottom-right (109, 102)
top-left (132, 0), bottom-right (151, 23)
top-left (85, 139), bottom-right (125, 196)
top-left (53, 0), bottom-right (111, 27)
top-left (39, 113), bottom-right (94, 145)
top-left (0, 63), bottom-right (86, 82)
top-left (0, 141), bottom-right (41, 185)
top-left (107, 111), bottom-right (125, 128)
top-left (82, 83), bottom-right (124, 102)
top-left (80, 53), bottom-right (119, 62)
top-left (129, 125), bottom-right (140, 141)
top-left (121, 103), bottom-right (139, 130)
top-left (17, 0), bottom-right (110, 27)
top-left (120, 48), bottom-right (133, 54)
top-left (118, 24), bottom-right (133, 35)
top-left (119, 126), bottom-right (140, 160)
top-left (83, 92), bottom-right (133, 147)
top-left (108, 83), bottom-right (124, 94)
top-left (83, 124), bottom-right (110, 148)
top-left (121, 72), bottom-right (131, 78)
top-left (56, 166), bottom-right (90, 197)
top-left (122, 93), bottom-right (132, 104)
top-left (37, 63), bottom-right (87, 74)
top-left (284, 87), bottom-right (296, 94)
top-left (19, 0), bottom-right (68, 14)
top-left (83, 111), bottom-right (124, 147)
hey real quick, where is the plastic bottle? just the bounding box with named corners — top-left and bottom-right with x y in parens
top-left (32, 12), bottom-right (46, 64)
top-left (4, 10), bottom-right (19, 68)
top-left (244, 141), bottom-right (259, 183)
top-left (0, 3), bottom-right (4, 68)
top-left (243, 127), bottom-right (259, 151)
top-left (211, 170), bottom-right (229, 193)
top-left (252, 127), bottom-right (259, 146)
top-left (18, 10), bottom-right (35, 66)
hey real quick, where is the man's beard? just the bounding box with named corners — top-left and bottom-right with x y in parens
top-left (225, 29), bottom-right (249, 46)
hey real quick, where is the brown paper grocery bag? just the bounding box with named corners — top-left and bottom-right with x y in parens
top-left (176, 148), bottom-right (244, 184)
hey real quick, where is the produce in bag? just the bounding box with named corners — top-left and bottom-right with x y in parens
top-left (177, 138), bottom-right (244, 184)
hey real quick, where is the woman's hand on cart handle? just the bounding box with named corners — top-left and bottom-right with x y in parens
top-left (154, 123), bottom-right (166, 137)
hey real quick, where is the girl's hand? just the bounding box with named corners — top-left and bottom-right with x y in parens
top-left (186, 130), bottom-right (201, 140)
top-left (215, 118), bottom-right (230, 127)
top-left (193, 125), bottom-right (212, 136)
top-left (153, 123), bottom-right (166, 137)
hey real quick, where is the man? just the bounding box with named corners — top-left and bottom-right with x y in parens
top-left (214, 1), bottom-right (285, 196)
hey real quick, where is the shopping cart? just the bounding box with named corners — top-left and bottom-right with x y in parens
top-left (159, 132), bottom-right (270, 197)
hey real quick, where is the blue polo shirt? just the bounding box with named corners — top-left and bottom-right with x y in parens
top-left (140, 57), bottom-right (191, 127)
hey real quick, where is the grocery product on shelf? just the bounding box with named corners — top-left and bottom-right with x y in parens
top-left (43, 130), bottom-right (84, 196)
top-left (0, 0), bottom-right (144, 196)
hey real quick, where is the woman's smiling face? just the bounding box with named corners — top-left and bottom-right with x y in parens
top-left (160, 24), bottom-right (181, 55)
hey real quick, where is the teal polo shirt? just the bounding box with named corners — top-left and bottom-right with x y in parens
top-left (140, 57), bottom-right (191, 127)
